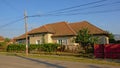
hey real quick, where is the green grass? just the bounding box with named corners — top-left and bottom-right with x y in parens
top-left (0, 52), bottom-right (120, 66)
top-left (24, 54), bottom-right (120, 66)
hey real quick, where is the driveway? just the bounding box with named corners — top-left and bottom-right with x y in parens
top-left (0, 55), bottom-right (119, 68)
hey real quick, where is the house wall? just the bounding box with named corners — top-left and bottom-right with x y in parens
top-left (95, 35), bottom-right (109, 44)
top-left (16, 39), bottom-right (26, 44)
top-left (30, 36), bottom-right (41, 44)
top-left (30, 34), bottom-right (43, 44)
top-left (29, 33), bottom-right (109, 45)
top-left (29, 34), bottom-right (77, 45)
top-left (0, 40), bottom-right (4, 42)
top-left (52, 36), bottom-right (78, 45)
top-left (45, 34), bottom-right (53, 43)
top-left (29, 33), bottom-right (53, 44)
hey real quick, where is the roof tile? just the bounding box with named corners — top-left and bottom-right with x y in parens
top-left (15, 21), bottom-right (107, 40)
top-left (69, 21), bottom-right (107, 34)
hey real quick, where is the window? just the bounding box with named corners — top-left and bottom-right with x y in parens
top-left (36, 40), bottom-right (41, 44)
top-left (57, 39), bottom-right (67, 45)
top-left (57, 40), bottom-right (62, 45)
top-left (63, 40), bottom-right (67, 45)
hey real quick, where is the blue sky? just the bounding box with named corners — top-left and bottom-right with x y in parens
top-left (0, 0), bottom-right (120, 38)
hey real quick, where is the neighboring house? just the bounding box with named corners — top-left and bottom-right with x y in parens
top-left (0, 36), bottom-right (4, 42)
top-left (15, 21), bottom-right (109, 45)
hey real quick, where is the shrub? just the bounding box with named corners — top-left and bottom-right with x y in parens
top-left (86, 47), bottom-right (94, 54)
top-left (41, 43), bottom-right (59, 52)
top-left (7, 43), bottom-right (60, 53)
top-left (29, 44), bottom-right (38, 51)
top-left (0, 42), bottom-right (6, 47)
top-left (0, 42), bottom-right (7, 51)
top-left (7, 44), bottom-right (26, 52)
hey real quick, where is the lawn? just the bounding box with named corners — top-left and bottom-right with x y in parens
top-left (0, 52), bottom-right (120, 66)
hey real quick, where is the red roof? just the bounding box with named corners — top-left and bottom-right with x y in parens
top-left (0, 36), bottom-right (4, 41)
top-left (29, 21), bottom-right (107, 36)
top-left (69, 21), bottom-right (107, 34)
top-left (29, 21), bottom-right (76, 36)
top-left (16, 21), bottom-right (107, 40)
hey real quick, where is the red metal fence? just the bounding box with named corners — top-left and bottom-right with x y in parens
top-left (94, 44), bottom-right (120, 59)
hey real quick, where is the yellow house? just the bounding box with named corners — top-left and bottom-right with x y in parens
top-left (15, 21), bottom-right (109, 45)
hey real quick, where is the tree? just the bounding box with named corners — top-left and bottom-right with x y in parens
top-left (4, 38), bottom-right (10, 42)
top-left (75, 28), bottom-right (91, 48)
top-left (107, 31), bottom-right (115, 43)
top-left (75, 28), bottom-right (98, 53)
top-left (89, 36), bottom-right (99, 53)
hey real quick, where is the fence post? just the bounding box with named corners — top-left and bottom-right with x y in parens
top-left (103, 44), bottom-right (106, 59)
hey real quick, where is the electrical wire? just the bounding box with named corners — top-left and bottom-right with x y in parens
top-left (28, 8), bottom-right (120, 17)
top-left (28, 1), bottom-right (120, 17)
top-left (0, 0), bottom-right (23, 29)
top-left (1, 0), bottom-right (120, 29)
top-left (48, 1), bottom-right (120, 14)
top-left (1, 0), bottom-right (19, 12)
top-left (0, 18), bottom-right (24, 29)
top-left (28, 0), bottom-right (107, 17)
top-left (48, 9), bottom-right (120, 16)
top-left (47, 0), bottom-right (107, 13)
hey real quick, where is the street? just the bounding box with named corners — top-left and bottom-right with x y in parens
top-left (0, 55), bottom-right (119, 68)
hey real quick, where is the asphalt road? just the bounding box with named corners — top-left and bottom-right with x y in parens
top-left (0, 55), bottom-right (120, 68)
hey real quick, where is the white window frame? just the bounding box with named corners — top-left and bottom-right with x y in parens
top-left (57, 39), bottom-right (67, 45)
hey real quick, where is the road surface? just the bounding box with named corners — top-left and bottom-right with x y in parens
top-left (0, 55), bottom-right (119, 68)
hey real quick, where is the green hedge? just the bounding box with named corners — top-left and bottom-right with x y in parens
top-left (0, 42), bottom-right (7, 51)
top-left (41, 43), bottom-right (59, 52)
top-left (0, 42), bottom-right (6, 47)
top-left (7, 44), bottom-right (26, 52)
top-left (7, 43), bottom-right (59, 53)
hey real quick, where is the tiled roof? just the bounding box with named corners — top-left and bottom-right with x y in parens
top-left (45, 22), bottom-right (76, 36)
top-left (69, 21), bottom-right (107, 34)
top-left (28, 25), bottom-right (50, 34)
top-left (29, 21), bottom-right (107, 36)
top-left (16, 21), bottom-right (107, 40)
top-left (0, 36), bottom-right (4, 41)
top-left (28, 21), bottom-right (76, 36)
top-left (15, 34), bottom-right (26, 40)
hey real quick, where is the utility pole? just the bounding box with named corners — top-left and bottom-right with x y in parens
top-left (24, 10), bottom-right (28, 55)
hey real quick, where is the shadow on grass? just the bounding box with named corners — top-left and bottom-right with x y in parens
top-left (96, 58), bottom-right (120, 63)
top-left (87, 65), bottom-right (109, 68)
top-left (75, 53), bottom-right (120, 64)
top-left (16, 55), bottom-right (66, 68)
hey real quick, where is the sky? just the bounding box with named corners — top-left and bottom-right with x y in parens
top-left (0, 0), bottom-right (120, 38)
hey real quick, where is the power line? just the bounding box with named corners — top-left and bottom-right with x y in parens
top-left (0, 18), bottom-right (24, 29)
top-left (0, 0), bottom-right (22, 29)
top-left (1, 0), bottom-right (119, 29)
top-left (47, 9), bottom-right (120, 16)
top-left (27, 8), bottom-right (120, 17)
top-left (28, 0), bottom-right (107, 17)
top-left (1, 0), bottom-right (20, 12)
top-left (49, 1), bottom-right (120, 14)
top-left (47, 0), bottom-right (107, 13)
top-left (28, 1), bottom-right (120, 17)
